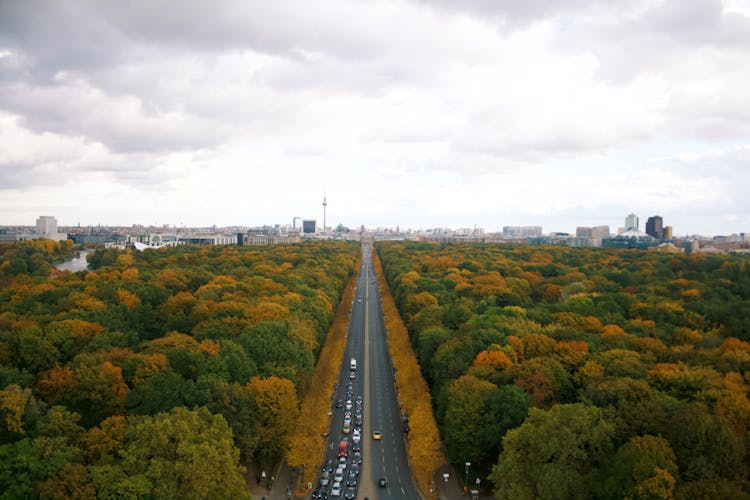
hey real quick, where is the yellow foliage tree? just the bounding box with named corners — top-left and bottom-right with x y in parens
top-left (117, 289), bottom-right (141, 308)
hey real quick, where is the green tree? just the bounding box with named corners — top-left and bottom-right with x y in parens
top-left (121, 407), bottom-right (249, 499)
top-left (597, 435), bottom-right (679, 499)
top-left (490, 403), bottom-right (615, 500)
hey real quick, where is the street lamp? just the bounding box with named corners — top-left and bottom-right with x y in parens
top-left (465, 462), bottom-right (471, 492)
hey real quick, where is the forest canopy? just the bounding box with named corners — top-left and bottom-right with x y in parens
top-left (376, 241), bottom-right (750, 498)
top-left (0, 240), bottom-right (358, 498)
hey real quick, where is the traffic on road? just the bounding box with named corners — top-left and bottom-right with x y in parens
top-left (312, 244), bottom-right (416, 500)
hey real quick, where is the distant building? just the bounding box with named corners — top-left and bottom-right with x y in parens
top-left (574, 225), bottom-right (609, 247)
top-left (503, 226), bottom-right (542, 238)
top-left (663, 226), bottom-right (673, 239)
top-left (302, 219), bottom-right (317, 234)
top-left (591, 226), bottom-right (610, 240)
top-left (33, 216), bottom-right (68, 242)
top-left (576, 226), bottom-right (609, 239)
top-left (602, 230), bottom-right (658, 249)
top-left (625, 213), bottom-right (639, 232)
top-left (645, 215), bottom-right (664, 239)
top-left (651, 242), bottom-right (684, 254)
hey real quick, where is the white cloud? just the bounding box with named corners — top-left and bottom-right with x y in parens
top-left (0, 0), bottom-right (748, 235)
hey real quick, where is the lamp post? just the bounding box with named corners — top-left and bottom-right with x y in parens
top-left (465, 462), bottom-right (471, 492)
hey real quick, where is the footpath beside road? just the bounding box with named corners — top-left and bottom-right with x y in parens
top-left (246, 462), bottom-right (294, 500)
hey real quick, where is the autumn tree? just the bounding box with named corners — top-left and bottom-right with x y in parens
top-left (120, 407), bottom-right (249, 499)
top-left (246, 375), bottom-right (299, 467)
top-left (491, 403), bottom-right (615, 500)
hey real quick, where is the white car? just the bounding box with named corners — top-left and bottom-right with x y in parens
top-left (352, 430), bottom-right (361, 444)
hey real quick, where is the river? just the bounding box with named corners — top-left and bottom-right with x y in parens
top-left (55, 250), bottom-right (91, 272)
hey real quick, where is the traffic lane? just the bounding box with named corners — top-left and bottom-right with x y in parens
top-left (367, 266), bottom-right (417, 499)
top-left (319, 275), bottom-right (367, 493)
top-left (368, 325), bottom-right (408, 499)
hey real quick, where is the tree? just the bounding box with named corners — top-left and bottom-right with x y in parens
top-left (491, 403), bottom-right (615, 500)
top-left (121, 407), bottom-right (249, 499)
top-left (441, 375), bottom-right (501, 465)
top-left (246, 376), bottom-right (299, 467)
top-left (0, 384), bottom-right (33, 439)
top-left (597, 435), bottom-right (679, 499)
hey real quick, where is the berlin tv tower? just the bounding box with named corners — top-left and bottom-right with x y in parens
top-left (322, 196), bottom-right (327, 234)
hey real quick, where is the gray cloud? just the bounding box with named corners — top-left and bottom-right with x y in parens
top-left (1, 0), bottom-right (748, 233)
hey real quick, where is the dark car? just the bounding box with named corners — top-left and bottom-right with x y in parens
top-left (312, 488), bottom-right (328, 499)
top-left (346, 473), bottom-right (358, 487)
top-left (335, 399), bottom-right (343, 409)
top-left (352, 442), bottom-right (361, 452)
top-left (379, 477), bottom-right (388, 488)
top-left (351, 451), bottom-right (362, 465)
top-left (344, 486), bottom-right (356, 500)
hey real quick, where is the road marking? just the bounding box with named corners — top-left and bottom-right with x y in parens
top-left (359, 248), bottom-right (374, 500)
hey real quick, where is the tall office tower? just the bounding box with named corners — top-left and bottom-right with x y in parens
top-left (645, 215), bottom-right (664, 239)
top-left (625, 213), bottom-right (639, 232)
top-left (323, 196), bottom-right (327, 233)
top-left (36, 216), bottom-right (58, 236)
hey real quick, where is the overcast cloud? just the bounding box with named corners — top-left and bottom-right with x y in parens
top-left (1, 0), bottom-right (749, 235)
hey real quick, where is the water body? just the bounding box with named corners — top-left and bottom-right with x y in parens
top-left (56, 250), bottom-right (91, 272)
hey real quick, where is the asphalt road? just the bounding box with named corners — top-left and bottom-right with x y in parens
top-left (317, 243), bottom-right (417, 499)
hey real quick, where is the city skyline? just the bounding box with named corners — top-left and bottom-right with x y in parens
top-left (1, 1), bottom-right (749, 235)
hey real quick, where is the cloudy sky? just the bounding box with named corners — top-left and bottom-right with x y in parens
top-left (1, 0), bottom-right (749, 235)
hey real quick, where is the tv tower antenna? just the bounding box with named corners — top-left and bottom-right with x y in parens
top-left (322, 195), bottom-right (328, 234)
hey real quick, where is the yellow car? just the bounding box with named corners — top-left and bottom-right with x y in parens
top-left (372, 431), bottom-right (381, 440)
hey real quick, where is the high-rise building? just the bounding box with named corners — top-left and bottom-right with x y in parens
top-left (36, 216), bottom-right (57, 236)
top-left (302, 219), bottom-right (317, 234)
top-left (33, 216), bottom-right (67, 241)
top-left (663, 226), bottom-right (673, 240)
top-left (625, 213), bottom-right (639, 232)
top-left (645, 215), bottom-right (664, 239)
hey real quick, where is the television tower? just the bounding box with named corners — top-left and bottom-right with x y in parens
top-left (322, 196), bottom-right (327, 234)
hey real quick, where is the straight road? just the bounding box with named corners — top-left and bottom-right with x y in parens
top-left (363, 244), bottom-right (416, 500)
top-left (315, 243), bottom-right (418, 499)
